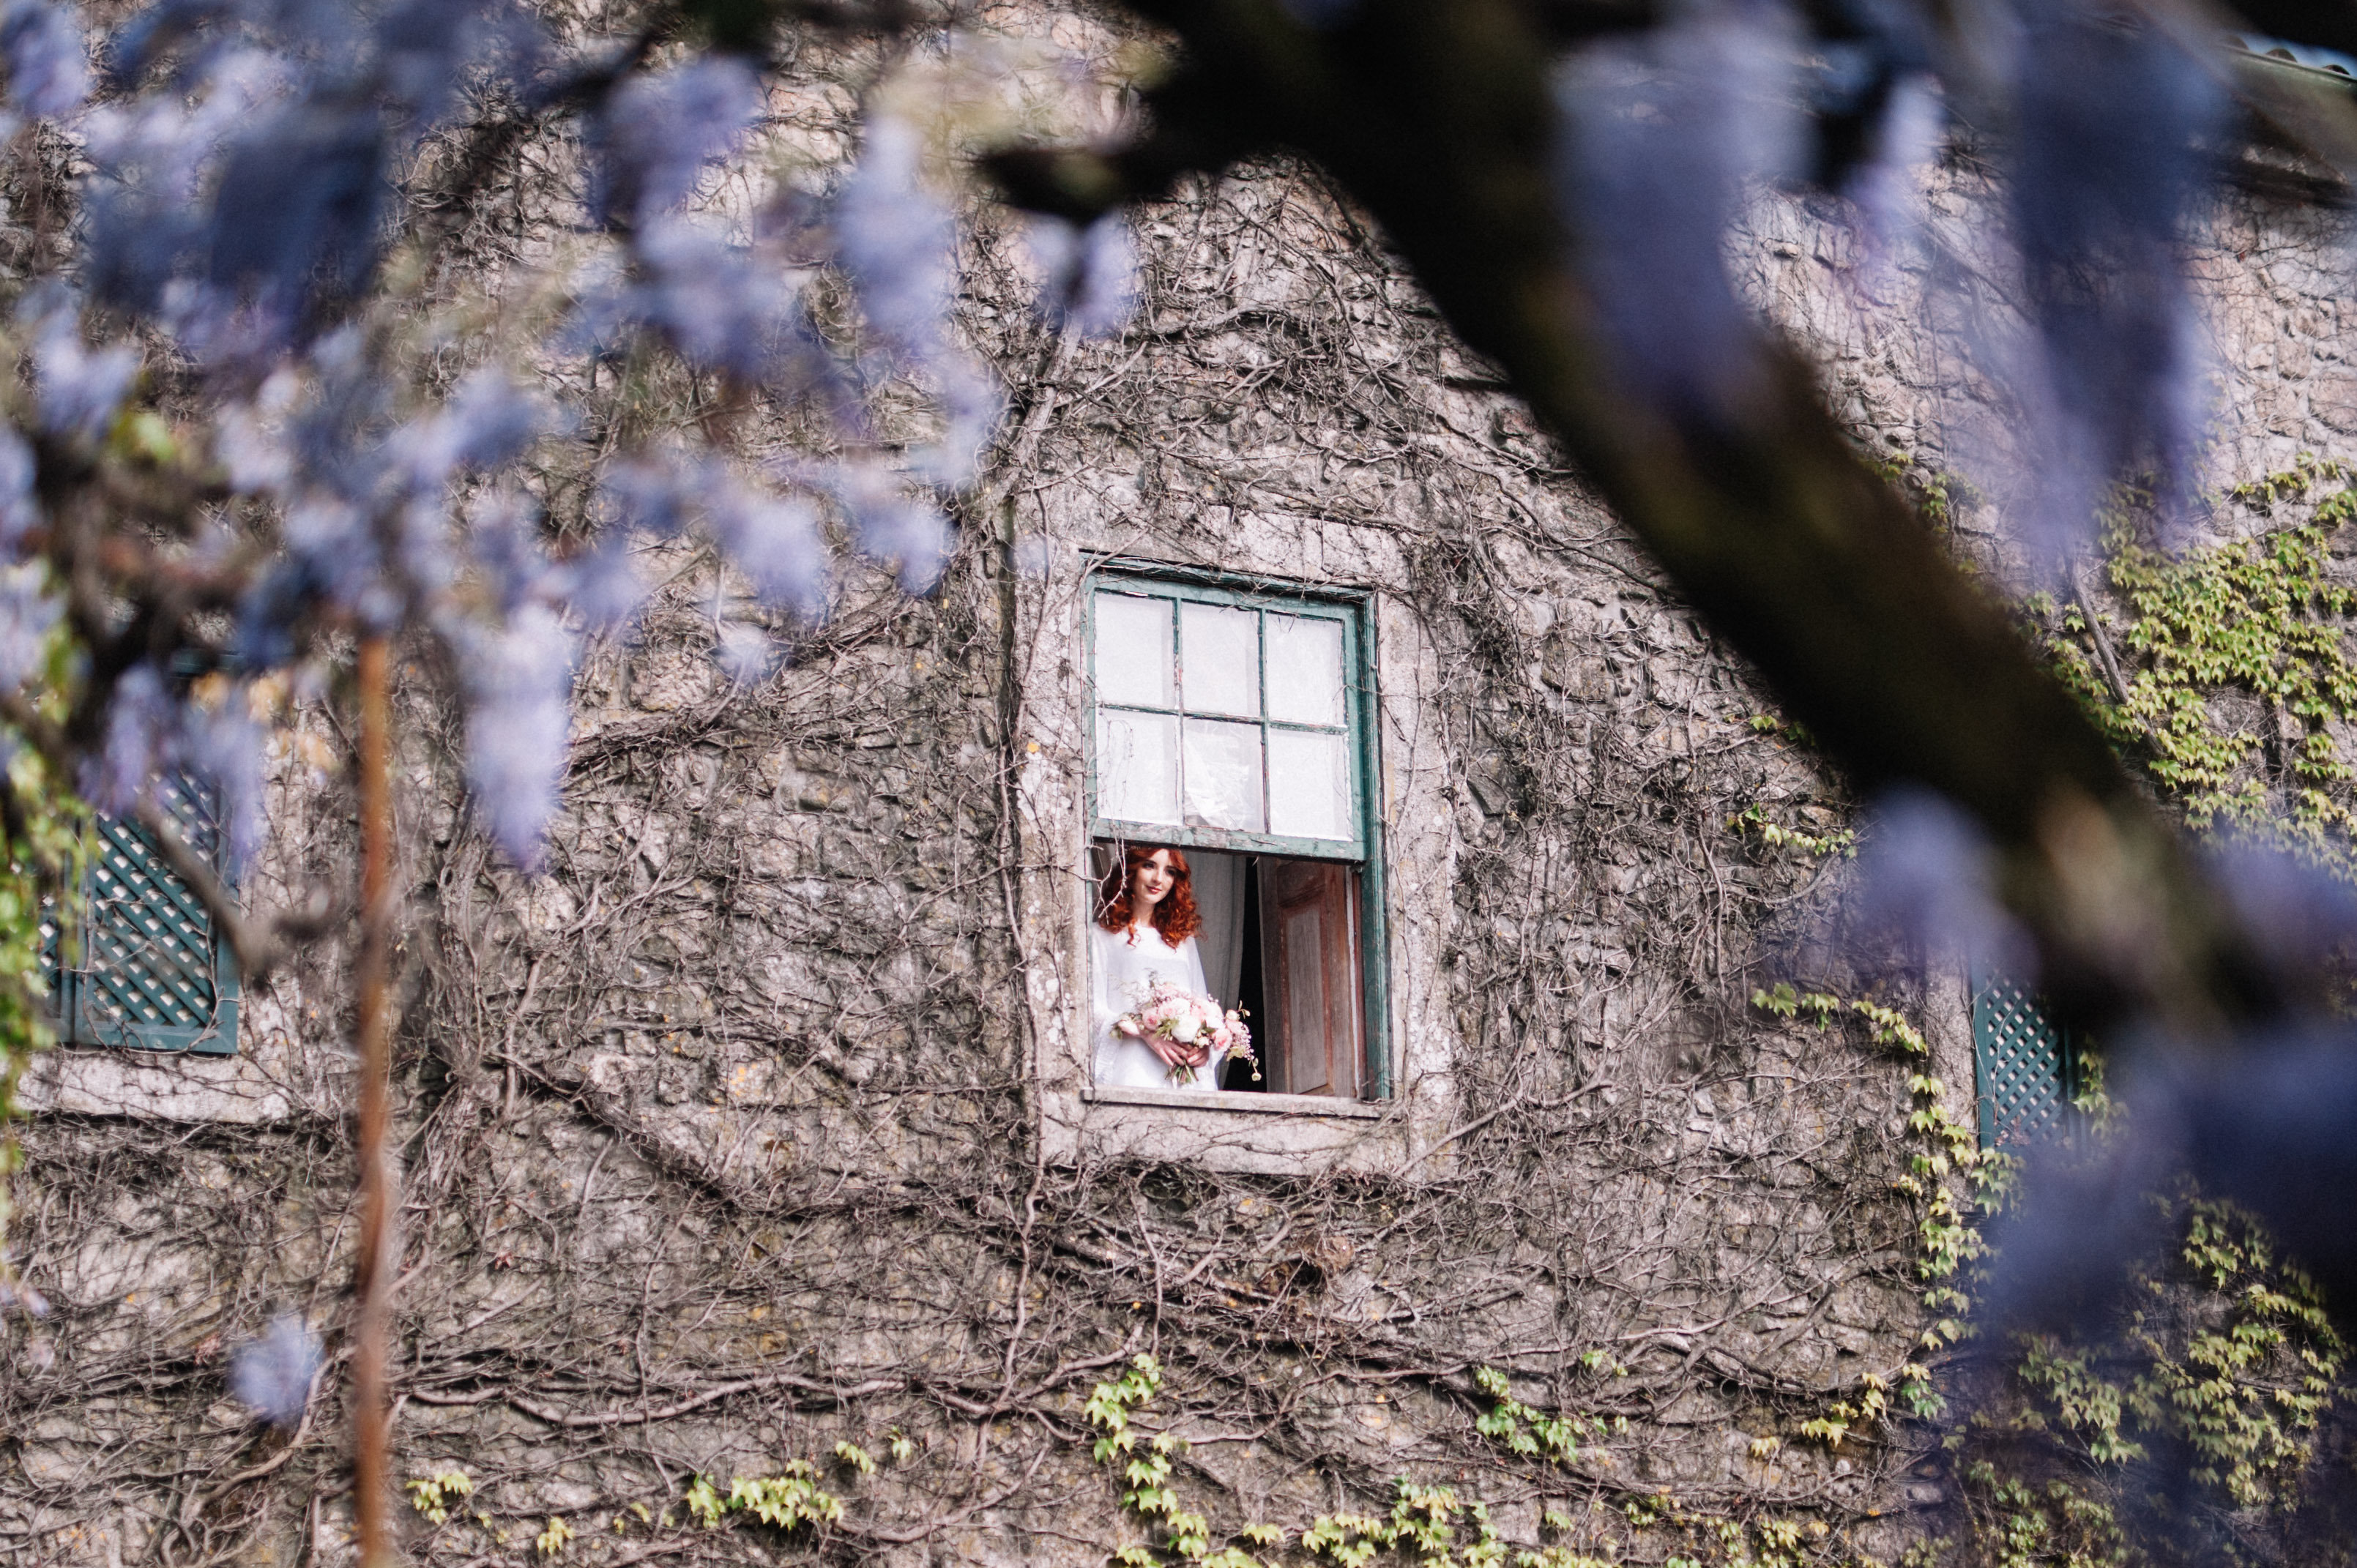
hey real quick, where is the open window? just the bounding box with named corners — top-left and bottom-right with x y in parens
top-left (1086, 572), bottom-right (1384, 1100)
top-left (39, 775), bottom-right (240, 1054)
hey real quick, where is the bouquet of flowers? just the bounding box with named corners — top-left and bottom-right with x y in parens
top-left (1115, 979), bottom-right (1256, 1086)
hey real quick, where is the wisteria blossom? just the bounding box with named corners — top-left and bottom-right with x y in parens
top-left (1026, 213), bottom-right (1140, 338)
top-left (0, 563), bottom-right (59, 692)
top-left (1555, 3), bottom-right (1802, 424)
top-left (0, 0), bottom-right (1017, 873)
top-left (1, 0), bottom-right (86, 124)
top-left (0, 0), bottom-right (2326, 998)
top-left (228, 1315), bottom-right (321, 1428)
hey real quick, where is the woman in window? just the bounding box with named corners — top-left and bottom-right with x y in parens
top-left (1091, 844), bottom-right (1224, 1092)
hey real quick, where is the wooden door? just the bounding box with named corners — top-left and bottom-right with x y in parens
top-left (1262, 860), bottom-right (1363, 1097)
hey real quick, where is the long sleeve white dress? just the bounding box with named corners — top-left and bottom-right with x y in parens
top-left (1090, 923), bottom-right (1224, 1093)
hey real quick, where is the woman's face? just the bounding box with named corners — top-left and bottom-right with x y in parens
top-left (1131, 850), bottom-right (1177, 912)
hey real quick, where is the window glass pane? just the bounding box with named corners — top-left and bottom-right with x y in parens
top-left (1096, 709), bottom-right (1180, 825)
top-left (1182, 718), bottom-right (1265, 832)
top-left (1265, 613), bottom-right (1345, 727)
top-left (1180, 602), bottom-right (1259, 717)
top-left (1268, 728), bottom-right (1352, 840)
top-left (1094, 592), bottom-right (1174, 709)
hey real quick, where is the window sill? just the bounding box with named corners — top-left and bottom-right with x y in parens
top-left (1082, 1086), bottom-right (1388, 1119)
top-left (18, 1042), bottom-right (288, 1124)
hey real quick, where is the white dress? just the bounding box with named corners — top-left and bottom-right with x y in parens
top-left (1091, 925), bottom-right (1224, 1093)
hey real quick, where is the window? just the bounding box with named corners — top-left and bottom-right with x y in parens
top-left (1969, 974), bottom-right (2082, 1149)
top-left (39, 775), bottom-right (240, 1054)
top-left (1087, 572), bottom-right (1385, 1099)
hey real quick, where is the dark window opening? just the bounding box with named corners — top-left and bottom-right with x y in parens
top-left (1097, 840), bottom-right (1365, 1099)
top-left (1222, 856), bottom-right (1266, 1092)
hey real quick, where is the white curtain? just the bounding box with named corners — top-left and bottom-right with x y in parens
top-left (1190, 850), bottom-right (1247, 1006)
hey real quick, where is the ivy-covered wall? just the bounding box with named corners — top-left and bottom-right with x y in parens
top-left (1739, 128), bottom-right (2357, 1568)
top-left (6, 9), bottom-right (2357, 1568)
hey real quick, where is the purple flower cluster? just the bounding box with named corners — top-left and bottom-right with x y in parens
top-left (2004, 7), bottom-right (2222, 552)
top-left (88, 665), bottom-right (174, 817)
top-left (1554, 0), bottom-right (2222, 563)
top-left (548, 529), bottom-right (649, 635)
top-left (565, 97), bottom-right (996, 693)
top-left (453, 605), bottom-right (574, 870)
top-left (584, 457), bottom-right (818, 624)
top-left (25, 285), bottom-right (138, 442)
top-left (72, 660), bottom-right (265, 867)
top-left (0, 426), bottom-right (37, 553)
top-left (1, 0), bottom-right (87, 123)
top-left (1, 0), bottom-right (1001, 870)
top-left (1555, 4), bottom-right (1800, 425)
top-left (835, 116), bottom-right (953, 351)
top-left (831, 466), bottom-right (950, 597)
top-left (1850, 788), bottom-right (2032, 981)
top-left (712, 619), bottom-right (775, 685)
top-left (228, 1314), bottom-right (319, 1427)
top-left (86, 0), bottom-right (526, 359)
top-left (1026, 214), bottom-right (1140, 340)
top-left (576, 217), bottom-right (811, 388)
top-left (0, 563), bottom-right (60, 692)
top-left (590, 56), bottom-right (762, 228)
top-left (179, 698), bottom-right (266, 869)
top-left (832, 113), bottom-right (1002, 485)
top-left (705, 477), bottom-right (829, 619)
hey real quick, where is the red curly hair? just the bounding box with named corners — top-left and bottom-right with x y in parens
top-left (1096, 843), bottom-right (1201, 944)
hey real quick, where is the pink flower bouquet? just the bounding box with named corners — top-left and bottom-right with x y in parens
top-left (1114, 979), bottom-right (1256, 1086)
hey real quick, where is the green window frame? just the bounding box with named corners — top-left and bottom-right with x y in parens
top-left (1969, 974), bottom-right (2081, 1149)
top-left (1084, 566), bottom-right (1390, 1097)
top-left (40, 774), bottom-right (241, 1054)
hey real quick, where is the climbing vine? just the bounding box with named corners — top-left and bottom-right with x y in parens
top-left (1944, 1184), bottom-right (2346, 1568)
top-left (1079, 1353), bottom-right (1863, 1568)
top-left (1752, 984), bottom-right (1981, 1427)
top-left (1740, 971), bottom-right (2350, 1567)
top-left (2046, 458), bottom-right (2357, 875)
top-left (1992, 1198), bottom-right (2342, 1507)
top-left (0, 590), bottom-right (86, 1307)
top-left (1706, 493), bottom-right (2357, 1565)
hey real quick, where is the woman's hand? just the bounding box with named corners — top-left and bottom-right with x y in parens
top-left (1148, 1037), bottom-right (1211, 1071)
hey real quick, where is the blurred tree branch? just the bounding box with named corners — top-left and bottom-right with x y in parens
top-left (992, 0), bottom-right (2339, 1044)
top-left (2226, 1), bottom-right (2357, 56)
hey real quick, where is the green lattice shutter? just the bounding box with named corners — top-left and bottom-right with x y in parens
top-left (49, 777), bottom-right (239, 1054)
top-left (34, 867), bottom-right (61, 1018)
top-left (1970, 974), bottom-right (2079, 1149)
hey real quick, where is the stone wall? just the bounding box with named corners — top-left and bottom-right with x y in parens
top-left (3, 10), bottom-right (2348, 1567)
top-left (1739, 121), bottom-right (2357, 554)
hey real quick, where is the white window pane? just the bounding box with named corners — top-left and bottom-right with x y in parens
top-left (1182, 718), bottom-right (1265, 832)
top-left (1268, 728), bottom-right (1352, 840)
top-left (1097, 709), bottom-right (1180, 825)
top-left (1094, 592), bottom-right (1174, 709)
top-left (1180, 602), bottom-right (1259, 717)
top-left (1265, 614), bottom-right (1345, 728)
